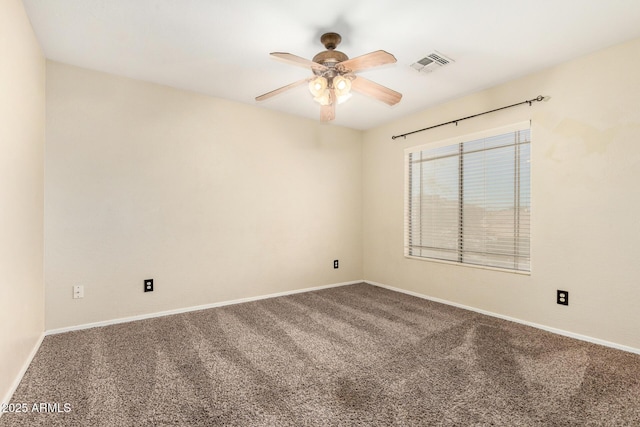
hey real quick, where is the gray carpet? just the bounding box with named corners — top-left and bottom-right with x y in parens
top-left (2, 283), bottom-right (639, 426)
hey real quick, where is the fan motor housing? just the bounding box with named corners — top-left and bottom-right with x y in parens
top-left (313, 50), bottom-right (349, 66)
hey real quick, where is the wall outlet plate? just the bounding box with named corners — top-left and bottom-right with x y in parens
top-left (144, 279), bottom-right (154, 292)
top-left (557, 290), bottom-right (569, 306)
top-left (73, 285), bottom-right (84, 299)
top-left (333, 260), bottom-right (339, 269)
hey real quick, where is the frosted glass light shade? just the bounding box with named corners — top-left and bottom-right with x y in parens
top-left (314, 90), bottom-right (332, 106)
top-left (333, 75), bottom-right (351, 97)
top-left (309, 77), bottom-right (328, 97)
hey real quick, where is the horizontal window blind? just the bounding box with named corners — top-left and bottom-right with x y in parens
top-left (405, 126), bottom-right (531, 272)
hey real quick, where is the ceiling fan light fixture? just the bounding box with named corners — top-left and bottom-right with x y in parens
top-left (313, 90), bottom-right (332, 106)
top-left (333, 75), bottom-right (352, 98)
top-left (308, 76), bottom-right (328, 97)
top-left (337, 93), bottom-right (352, 105)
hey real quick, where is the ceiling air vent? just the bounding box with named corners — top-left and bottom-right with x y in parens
top-left (410, 51), bottom-right (454, 73)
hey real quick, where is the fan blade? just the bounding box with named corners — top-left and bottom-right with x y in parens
top-left (351, 76), bottom-right (402, 106)
top-left (270, 52), bottom-right (328, 72)
top-left (255, 78), bottom-right (310, 102)
top-left (320, 90), bottom-right (336, 122)
top-left (336, 50), bottom-right (397, 73)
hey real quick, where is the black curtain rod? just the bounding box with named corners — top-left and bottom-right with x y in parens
top-left (391, 95), bottom-right (546, 140)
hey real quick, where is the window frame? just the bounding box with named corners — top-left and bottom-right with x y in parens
top-left (403, 122), bottom-right (532, 275)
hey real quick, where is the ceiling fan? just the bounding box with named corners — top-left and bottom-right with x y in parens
top-left (255, 32), bottom-right (402, 122)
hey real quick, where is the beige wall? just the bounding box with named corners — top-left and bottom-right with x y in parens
top-left (42, 37), bottom-right (640, 349)
top-left (0, 0), bottom-right (46, 404)
top-left (45, 62), bottom-right (363, 330)
top-left (363, 37), bottom-right (640, 350)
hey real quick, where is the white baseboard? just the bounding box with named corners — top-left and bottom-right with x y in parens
top-left (1, 332), bottom-right (45, 412)
top-left (46, 280), bottom-right (363, 336)
top-left (366, 280), bottom-right (640, 355)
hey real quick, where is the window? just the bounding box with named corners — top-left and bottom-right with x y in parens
top-left (404, 123), bottom-right (531, 272)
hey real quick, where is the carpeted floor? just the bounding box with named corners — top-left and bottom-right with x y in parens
top-left (2, 283), bottom-right (640, 426)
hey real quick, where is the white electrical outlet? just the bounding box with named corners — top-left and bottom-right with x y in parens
top-left (73, 285), bottom-right (84, 299)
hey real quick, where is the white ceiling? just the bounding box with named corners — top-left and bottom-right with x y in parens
top-left (22, 0), bottom-right (640, 130)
